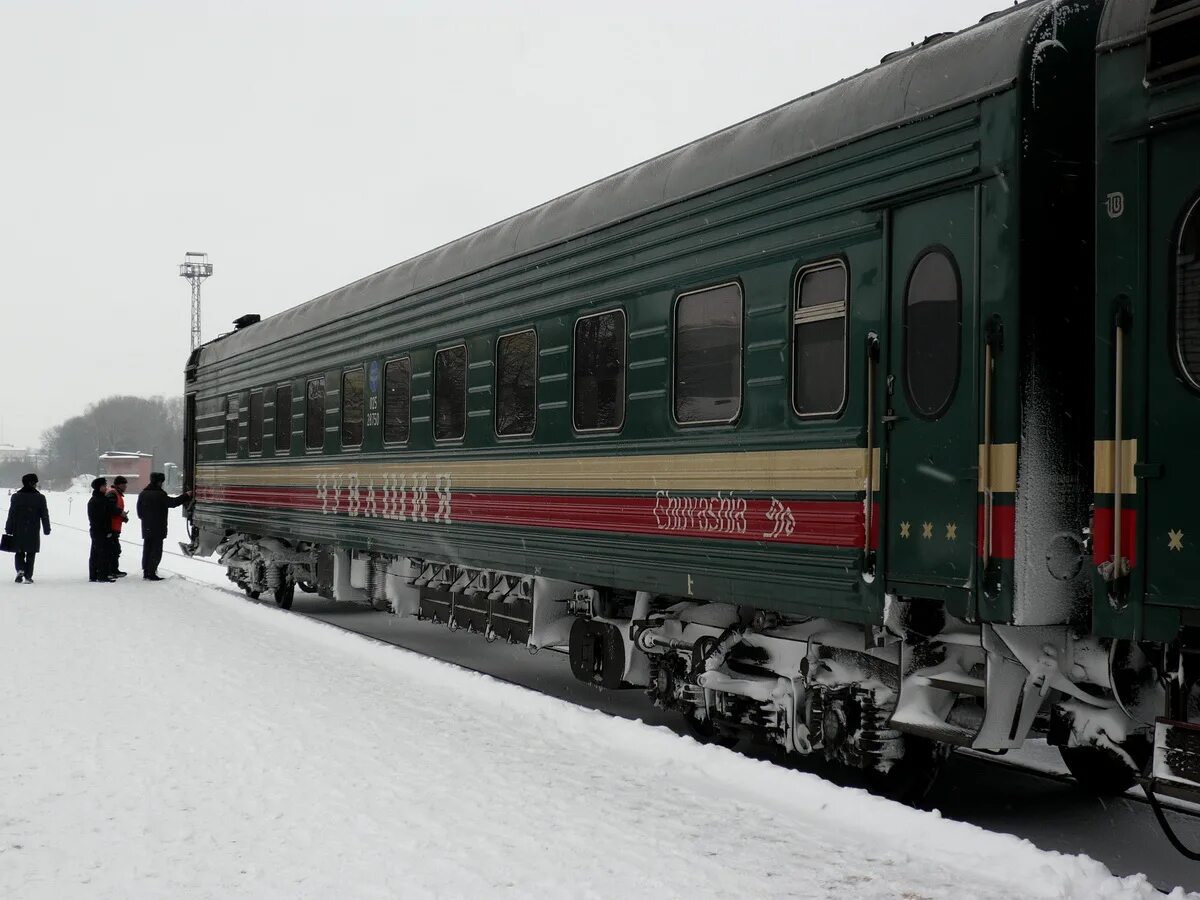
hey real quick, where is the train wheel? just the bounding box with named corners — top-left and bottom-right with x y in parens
top-left (297, 580), bottom-right (317, 594)
top-left (242, 584), bottom-right (260, 600)
top-left (681, 707), bottom-right (737, 749)
top-left (1059, 737), bottom-right (1149, 796)
top-left (274, 579), bottom-right (295, 610)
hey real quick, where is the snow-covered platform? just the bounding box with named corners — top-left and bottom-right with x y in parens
top-left (0, 497), bottom-right (1189, 899)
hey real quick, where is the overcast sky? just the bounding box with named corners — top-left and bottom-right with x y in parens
top-left (1, 0), bottom-right (1004, 450)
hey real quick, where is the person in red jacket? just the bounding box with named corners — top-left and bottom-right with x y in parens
top-left (106, 476), bottom-right (130, 578)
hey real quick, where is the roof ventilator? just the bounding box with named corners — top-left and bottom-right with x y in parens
top-left (233, 313), bottom-right (261, 330)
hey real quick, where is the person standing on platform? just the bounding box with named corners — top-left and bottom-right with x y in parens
top-left (4, 473), bottom-right (50, 584)
top-left (87, 477), bottom-right (116, 582)
top-left (135, 472), bottom-right (190, 581)
top-left (106, 476), bottom-right (130, 578)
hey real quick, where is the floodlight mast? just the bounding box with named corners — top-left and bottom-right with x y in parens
top-left (178, 251), bottom-right (213, 352)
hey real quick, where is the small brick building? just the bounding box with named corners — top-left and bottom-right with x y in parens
top-left (98, 451), bottom-right (154, 491)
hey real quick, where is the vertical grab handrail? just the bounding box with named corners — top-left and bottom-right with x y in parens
top-left (1112, 316), bottom-right (1127, 580)
top-left (864, 333), bottom-right (880, 567)
top-left (982, 341), bottom-right (995, 570)
top-left (982, 316), bottom-right (1003, 574)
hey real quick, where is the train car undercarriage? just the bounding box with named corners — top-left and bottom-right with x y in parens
top-left (193, 529), bottom-right (1168, 799)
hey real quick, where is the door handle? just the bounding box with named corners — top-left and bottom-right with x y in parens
top-left (882, 414), bottom-right (904, 424)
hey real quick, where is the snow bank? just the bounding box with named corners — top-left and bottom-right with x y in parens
top-left (0, 501), bottom-right (1190, 899)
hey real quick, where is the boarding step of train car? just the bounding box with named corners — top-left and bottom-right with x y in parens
top-left (179, 0), bottom-right (1200, 823)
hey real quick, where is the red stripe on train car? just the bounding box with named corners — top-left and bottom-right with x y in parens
top-left (1092, 507), bottom-right (1138, 567)
top-left (195, 485), bottom-right (870, 549)
top-left (976, 503), bottom-right (1016, 561)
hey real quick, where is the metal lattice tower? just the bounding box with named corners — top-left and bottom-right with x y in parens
top-left (178, 251), bottom-right (213, 351)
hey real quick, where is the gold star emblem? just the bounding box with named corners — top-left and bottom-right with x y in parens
top-left (946, 523), bottom-right (958, 541)
top-left (1169, 529), bottom-right (1184, 552)
top-left (921, 522), bottom-right (933, 540)
top-left (900, 521), bottom-right (911, 539)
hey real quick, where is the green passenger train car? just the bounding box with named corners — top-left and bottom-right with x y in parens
top-left (182, 0), bottom-right (1200, 801)
top-left (1091, 1), bottom-right (1200, 804)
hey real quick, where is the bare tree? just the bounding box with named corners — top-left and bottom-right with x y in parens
top-left (40, 395), bottom-right (185, 488)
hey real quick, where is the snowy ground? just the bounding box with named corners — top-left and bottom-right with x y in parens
top-left (0, 493), bottom-right (1192, 899)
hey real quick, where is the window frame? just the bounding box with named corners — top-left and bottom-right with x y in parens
top-left (1173, 194), bottom-right (1200, 392)
top-left (304, 376), bottom-right (326, 453)
top-left (571, 307), bottom-right (628, 434)
top-left (247, 389), bottom-right (265, 455)
top-left (790, 258), bottom-right (850, 420)
top-left (670, 281), bottom-right (744, 427)
top-left (224, 392), bottom-right (240, 457)
top-left (274, 382), bottom-right (293, 456)
top-left (433, 343), bottom-right (468, 443)
top-left (340, 366), bottom-right (366, 450)
top-left (382, 355), bottom-right (413, 446)
top-left (901, 245), bottom-right (962, 421)
top-left (494, 327), bottom-right (539, 439)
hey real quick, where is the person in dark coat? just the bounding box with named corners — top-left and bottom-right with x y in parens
top-left (87, 476), bottom-right (116, 582)
top-left (105, 476), bottom-right (130, 577)
top-left (135, 472), bottom-right (190, 580)
top-left (4, 473), bottom-right (51, 584)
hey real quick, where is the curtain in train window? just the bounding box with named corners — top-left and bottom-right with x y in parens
top-left (305, 378), bottom-right (325, 450)
top-left (247, 391), bottom-right (264, 453)
top-left (384, 358), bottom-right (411, 444)
top-left (341, 369), bottom-right (365, 447)
top-left (435, 346), bottom-right (467, 441)
top-left (224, 394), bottom-right (239, 455)
top-left (274, 384), bottom-right (292, 454)
top-left (1176, 199), bottom-right (1200, 388)
top-left (496, 330), bottom-right (537, 436)
top-left (793, 262), bottom-right (848, 417)
top-left (904, 250), bottom-right (961, 419)
top-left (674, 284), bottom-right (742, 424)
top-left (573, 310), bottom-right (626, 431)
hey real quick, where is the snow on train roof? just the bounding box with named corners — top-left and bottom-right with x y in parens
top-left (200, 0), bottom-right (1059, 369)
top-left (1097, 0), bottom-right (1150, 48)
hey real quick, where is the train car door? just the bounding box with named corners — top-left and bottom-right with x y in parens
top-left (885, 191), bottom-right (979, 601)
top-left (184, 392), bottom-right (197, 493)
top-left (1142, 125), bottom-right (1200, 610)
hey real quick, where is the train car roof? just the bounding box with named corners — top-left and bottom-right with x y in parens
top-left (199, 0), bottom-right (1060, 369)
top-left (1097, 0), bottom-right (1150, 48)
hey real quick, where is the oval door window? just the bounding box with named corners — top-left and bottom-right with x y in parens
top-left (1176, 197), bottom-right (1200, 389)
top-left (904, 248), bottom-right (962, 419)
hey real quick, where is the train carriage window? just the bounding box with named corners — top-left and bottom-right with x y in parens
top-left (224, 394), bottom-right (239, 455)
top-left (305, 377), bottom-right (325, 451)
top-left (904, 249), bottom-right (961, 419)
top-left (384, 357), bottom-right (411, 444)
top-left (341, 368), bottom-right (365, 448)
top-left (434, 345), bottom-right (467, 441)
top-left (793, 262), bottom-right (848, 417)
top-left (275, 384), bottom-right (292, 454)
top-left (573, 309), bottom-right (626, 432)
top-left (1176, 198), bottom-right (1200, 389)
top-left (496, 329), bottom-right (537, 437)
top-left (248, 390), bottom-right (264, 454)
top-left (674, 283), bottom-right (742, 424)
